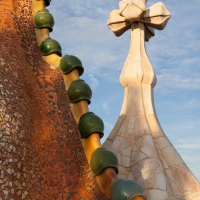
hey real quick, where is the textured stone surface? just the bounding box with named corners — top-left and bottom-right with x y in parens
top-left (0, 0), bottom-right (106, 199)
top-left (104, 1), bottom-right (200, 200)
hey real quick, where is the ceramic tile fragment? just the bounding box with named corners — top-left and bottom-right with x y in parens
top-left (0, 0), bottom-right (107, 199)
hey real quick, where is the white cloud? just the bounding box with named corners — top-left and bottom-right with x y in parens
top-left (156, 73), bottom-right (200, 90)
top-left (102, 102), bottom-right (109, 112)
top-left (175, 139), bottom-right (200, 150)
top-left (88, 74), bottom-right (99, 90)
top-left (162, 119), bottom-right (200, 143)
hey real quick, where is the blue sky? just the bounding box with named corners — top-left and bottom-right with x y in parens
top-left (48, 0), bottom-right (200, 180)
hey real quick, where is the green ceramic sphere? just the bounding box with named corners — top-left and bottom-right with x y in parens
top-left (90, 147), bottom-right (118, 177)
top-left (59, 55), bottom-right (84, 76)
top-left (67, 79), bottom-right (92, 104)
top-left (37, 0), bottom-right (51, 7)
top-left (40, 38), bottom-right (62, 56)
top-left (44, 0), bottom-right (51, 6)
top-left (110, 179), bottom-right (146, 200)
top-left (34, 9), bottom-right (54, 32)
top-left (78, 112), bottom-right (104, 139)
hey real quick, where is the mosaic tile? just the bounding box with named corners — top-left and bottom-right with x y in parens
top-left (0, 0), bottom-right (107, 199)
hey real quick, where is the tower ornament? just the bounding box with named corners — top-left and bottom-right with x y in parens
top-left (107, 0), bottom-right (171, 88)
top-left (104, 1), bottom-right (200, 199)
top-left (107, 0), bottom-right (171, 41)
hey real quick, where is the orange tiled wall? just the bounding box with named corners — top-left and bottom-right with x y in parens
top-left (0, 0), bottom-right (106, 199)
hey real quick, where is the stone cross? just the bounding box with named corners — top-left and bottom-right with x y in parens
top-left (107, 0), bottom-right (170, 87)
top-left (107, 0), bottom-right (170, 40)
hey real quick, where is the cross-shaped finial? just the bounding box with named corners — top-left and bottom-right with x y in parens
top-left (107, 0), bottom-right (171, 87)
top-left (107, 0), bottom-right (171, 41)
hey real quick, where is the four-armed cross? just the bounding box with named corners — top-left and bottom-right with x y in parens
top-left (107, 0), bottom-right (170, 88)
